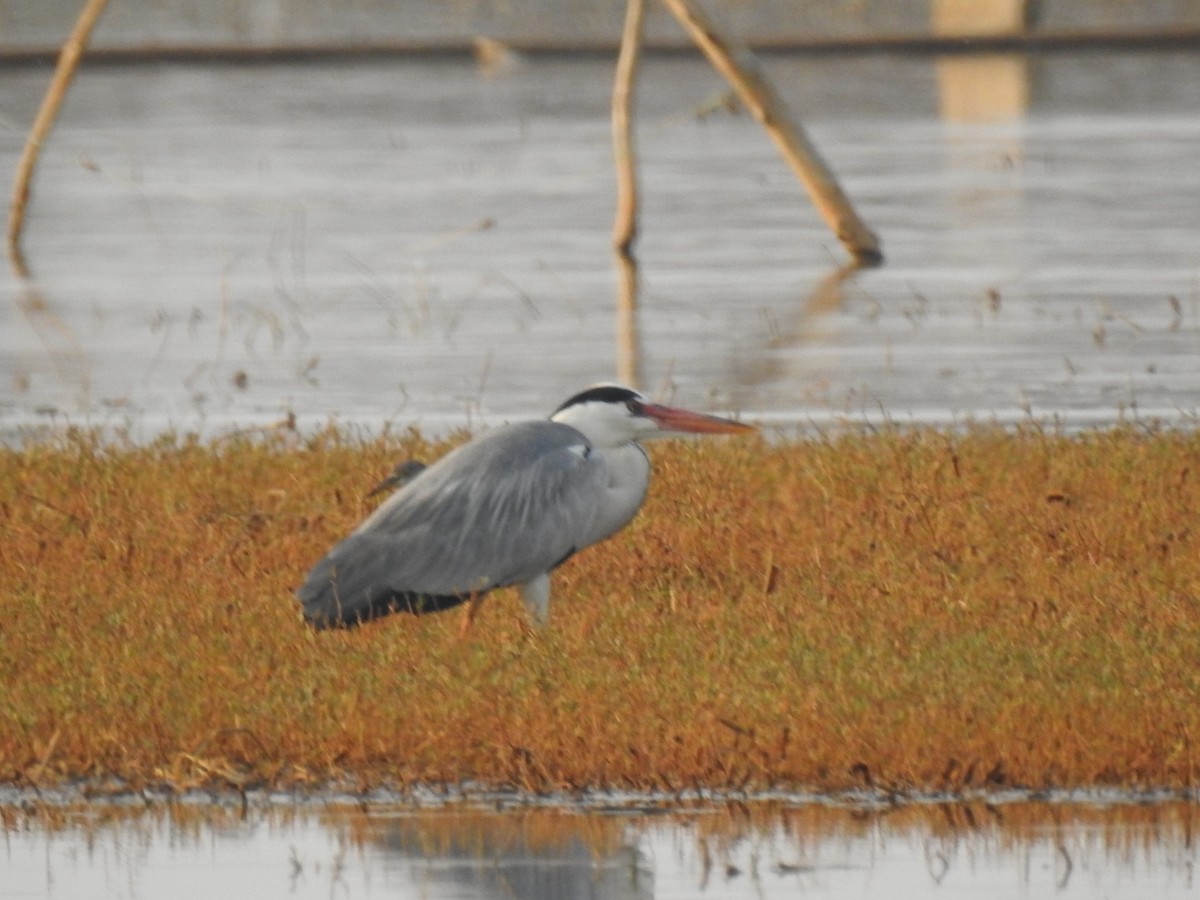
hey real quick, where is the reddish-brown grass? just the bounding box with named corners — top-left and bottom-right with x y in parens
top-left (2, 425), bottom-right (1199, 793)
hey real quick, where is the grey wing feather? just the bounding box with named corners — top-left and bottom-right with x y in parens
top-left (297, 421), bottom-right (606, 627)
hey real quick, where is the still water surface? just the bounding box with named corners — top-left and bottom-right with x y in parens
top-left (2, 50), bottom-right (1199, 437)
top-left (5, 796), bottom-right (1197, 899)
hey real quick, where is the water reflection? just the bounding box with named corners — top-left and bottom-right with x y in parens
top-left (4, 797), bottom-right (1198, 899)
top-left (8, 246), bottom-right (92, 409)
top-left (936, 54), bottom-right (1031, 123)
top-left (730, 260), bottom-right (863, 410)
top-left (932, 0), bottom-right (1032, 124)
top-left (361, 809), bottom-right (653, 899)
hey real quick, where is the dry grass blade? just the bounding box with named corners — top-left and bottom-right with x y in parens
top-left (2, 425), bottom-right (1198, 793)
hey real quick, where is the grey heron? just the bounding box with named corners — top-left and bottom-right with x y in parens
top-left (297, 384), bottom-right (754, 629)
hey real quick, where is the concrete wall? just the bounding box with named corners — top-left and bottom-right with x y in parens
top-left (1, 0), bottom-right (1198, 54)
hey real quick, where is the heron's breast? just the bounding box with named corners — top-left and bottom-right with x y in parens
top-left (588, 444), bottom-right (650, 543)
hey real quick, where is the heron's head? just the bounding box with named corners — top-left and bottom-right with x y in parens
top-left (550, 383), bottom-right (754, 447)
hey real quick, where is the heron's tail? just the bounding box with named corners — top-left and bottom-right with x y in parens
top-left (297, 554), bottom-right (473, 629)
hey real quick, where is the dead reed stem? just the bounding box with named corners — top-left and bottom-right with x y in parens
top-left (657, 0), bottom-right (883, 265)
top-left (7, 0), bottom-right (111, 257)
top-left (612, 0), bottom-right (646, 255)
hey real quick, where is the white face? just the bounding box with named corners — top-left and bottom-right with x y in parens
top-left (550, 384), bottom-right (754, 446)
top-left (550, 389), bottom-right (657, 447)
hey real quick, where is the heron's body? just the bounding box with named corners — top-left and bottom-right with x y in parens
top-left (297, 385), bottom-right (752, 628)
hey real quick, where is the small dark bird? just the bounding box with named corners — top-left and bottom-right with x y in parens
top-left (365, 459), bottom-right (427, 499)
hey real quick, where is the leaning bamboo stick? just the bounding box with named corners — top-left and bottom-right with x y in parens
top-left (657, 0), bottom-right (883, 265)
top-left (7, 0), bottom-right (111, 257)
top-left (612, 0), bottom-right (647, 255)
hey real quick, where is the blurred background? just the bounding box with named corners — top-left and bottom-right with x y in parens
top-left (2, 0), bottom-right (1199, 439)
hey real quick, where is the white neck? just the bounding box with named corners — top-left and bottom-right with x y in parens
top-left (585, 442), bottom-right (651, 545)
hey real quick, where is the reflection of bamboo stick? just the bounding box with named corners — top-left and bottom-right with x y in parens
top-left (7, 0), bottom-right (111, 257)
top-left (612, 0), bottom-right (646, 254)
top-left (729, 259), bottom-right (862, 408)
top-left (658, 0), bottom-right (883, 265)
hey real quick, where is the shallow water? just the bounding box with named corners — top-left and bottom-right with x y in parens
top-left (2, 50), bottom-right (1199, 439)
top-left (4, 796), bottom-right (1197, 899)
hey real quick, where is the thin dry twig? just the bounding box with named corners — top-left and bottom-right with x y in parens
top-left (657, 0), bottom-right (883, 265)
top-left (7, 0), bottom-right (111, 260)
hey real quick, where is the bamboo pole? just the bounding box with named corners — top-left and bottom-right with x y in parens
top-left (7, 0), bottom-right (111, 259)
top-left (657, 0), bottom-right (883, 265)
top-left (612, 0), bottom-right (646, 255)
top-left (614, 248), bottom-right (642, 389)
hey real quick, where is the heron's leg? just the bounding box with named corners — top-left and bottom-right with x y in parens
top-left (458, 592), bottom-right (485, 637)
top-left (518, 574), bottom-right (551, 627)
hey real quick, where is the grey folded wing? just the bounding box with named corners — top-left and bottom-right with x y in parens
top-left (297, 421), bottom-right (606, 628)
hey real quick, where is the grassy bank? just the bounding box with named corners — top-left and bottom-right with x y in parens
top-left (2, 425), bottom-right (1198, 794)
